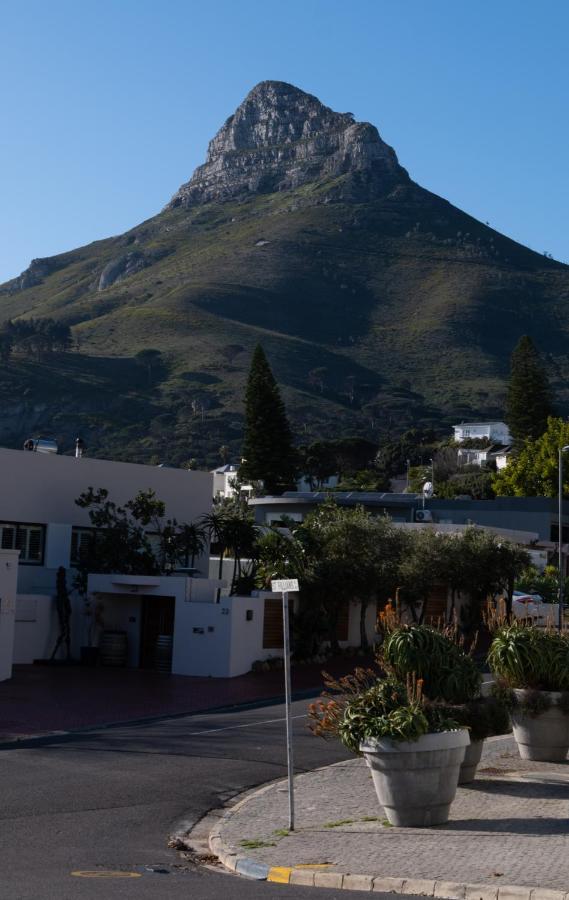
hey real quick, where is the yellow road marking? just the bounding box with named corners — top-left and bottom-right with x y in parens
top-left (71, 870), bottom-right (141, 879)
top-left (268, 866), bottom-right (292, 883)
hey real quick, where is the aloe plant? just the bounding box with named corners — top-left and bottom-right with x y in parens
top-left (488, 623), bottom-right (569, 692)
top-left (381, 625), bottom-right (481, 703)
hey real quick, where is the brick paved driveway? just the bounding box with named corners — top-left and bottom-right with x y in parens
top-left (0, 654), bottom-right (371, 742)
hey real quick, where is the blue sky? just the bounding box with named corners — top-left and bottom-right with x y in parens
top-left (1, 0), bottom-right (568, 283)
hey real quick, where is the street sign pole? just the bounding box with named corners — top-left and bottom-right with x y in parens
top-left (271, 578), bottom-right (299, 831)
top-left (282, 589), bottom-right (295, 831)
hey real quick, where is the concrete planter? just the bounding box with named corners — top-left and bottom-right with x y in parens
top-left (512, 689), bottom-right (569, 761)
top-left (458, 738), bottom-right (483, 784)
top-left (360, 729), bottom-right (469, 827)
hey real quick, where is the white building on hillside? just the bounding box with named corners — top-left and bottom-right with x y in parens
top-left (211, 463), bottom-right (339, 499)
top-left (211, 464), bottom-right (253, 499)
top-left (453, 421), bottom-right (512, 445)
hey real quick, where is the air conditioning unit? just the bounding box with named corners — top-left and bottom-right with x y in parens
top-left (415, 509), bottom-right (433, 523)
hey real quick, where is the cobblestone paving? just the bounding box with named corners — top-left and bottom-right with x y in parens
top-left (220, 738), bottom-right (569, 891)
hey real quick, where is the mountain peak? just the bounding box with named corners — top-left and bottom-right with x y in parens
top-left (168, 81), bottom-right (407, 208)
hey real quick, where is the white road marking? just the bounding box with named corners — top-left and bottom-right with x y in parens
top-left (185, 713), bottom-right (307, 737)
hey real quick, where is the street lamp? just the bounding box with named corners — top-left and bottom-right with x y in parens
top-left (558, 446), bottom-right (569, 631)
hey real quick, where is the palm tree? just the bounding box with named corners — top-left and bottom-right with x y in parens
top-left (177, 522), bottom-right (207, 569)
top-left (223, 514), bottom-right (258, 594)
top-left (200, 510), bottom-right (230, 601)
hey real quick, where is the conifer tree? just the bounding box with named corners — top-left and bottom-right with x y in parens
top-left (240, 345), bottom-right (296, 494)
top-left (505, 335), bottom-right (553, 447)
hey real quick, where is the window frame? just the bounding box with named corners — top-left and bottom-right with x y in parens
top-left (0, 521), bottom-right (45, 566)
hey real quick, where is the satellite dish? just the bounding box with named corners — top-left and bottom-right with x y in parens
top-left (422, 481), bottom-right (434, 498)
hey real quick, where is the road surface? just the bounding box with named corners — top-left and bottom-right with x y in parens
top-left (0, 696), bottom-right (413, 900)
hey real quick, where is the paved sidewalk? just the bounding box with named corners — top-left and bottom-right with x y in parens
top-left (212, 736), bottom-right (569, 896)
top-left (0, 655), bottom-right (371, 742)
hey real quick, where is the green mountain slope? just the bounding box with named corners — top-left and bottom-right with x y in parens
top-left (1, 81), bottom-right (568, 466)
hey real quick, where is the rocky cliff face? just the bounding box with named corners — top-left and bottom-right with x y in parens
top-left (169, 81), bottom-right (408, 207)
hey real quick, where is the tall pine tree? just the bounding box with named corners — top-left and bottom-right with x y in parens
top-left (505, 335), bottom-right (553, 448)
top-left (240, 345), bottom-right (297, 495)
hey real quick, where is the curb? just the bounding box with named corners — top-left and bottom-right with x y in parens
top-left (205, 775), bottom-right (567, 900)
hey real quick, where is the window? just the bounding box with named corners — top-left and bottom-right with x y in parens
top-left (70, 527), bottom-right (96, 566)
top-left (0, 522), bottom-right (44, 564)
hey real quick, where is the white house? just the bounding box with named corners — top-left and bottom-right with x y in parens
top-left (495, 448), bottom-right (513, 470)
top-left (0, 445), bottom-right (217, 675)
top-left (453, 421), bottom-right (512, 445)
top-left (457, 445), bottom-right (513, 469)
top-left (456, 446), bottom-right (494, 467)
top-left (211, 462), bottom-right (339, 499)
top-left (211, 464), bottom-right (253, 500)
top-left (4, 445), bottom-right (355, 680)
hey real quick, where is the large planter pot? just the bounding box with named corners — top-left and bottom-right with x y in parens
top-left (360, 729), bottom-right (469, 827)
top-left (458, 738), bottom-right (483, 784)
top-left (511, 689), bottom-right (569, 762)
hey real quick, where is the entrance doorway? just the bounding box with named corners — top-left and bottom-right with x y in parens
top-left (139, 595), bottom-right (175, 670)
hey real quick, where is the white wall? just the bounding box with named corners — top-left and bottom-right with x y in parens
top-left (345, 600), bottom-right (378, 648)
top-left (0, 551), bottom-right (20, 680)
top-left (45, 524), bottom-right (72, 569)
top-left (0, 447), bottom-right (213, 530)
top-left (173, 597), bottom-right (232, 677)
top-left (13, 594), bottom-right (57, 664)
top-left (228, 595), bottom-right (274, 675)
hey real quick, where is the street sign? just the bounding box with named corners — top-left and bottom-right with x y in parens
top-left (270, 579), bottom-right (299, 593)
top-left (269, 577), bottom-right (299, 831)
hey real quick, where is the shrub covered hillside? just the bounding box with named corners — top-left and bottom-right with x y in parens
top-left (1, 81), bottom-right (568, 465)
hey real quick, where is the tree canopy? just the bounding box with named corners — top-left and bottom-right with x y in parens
top-left (493, 417), bottom-right (569, 497)
top-left (240, 344), bottom-right (297, 495)
top-left (505, 335), bottom-right (553, 447)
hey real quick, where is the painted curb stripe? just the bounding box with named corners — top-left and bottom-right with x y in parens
top-left (235, 859), bottom-right (270, 880)
top-left (268, 866), bottom-right (293, 884)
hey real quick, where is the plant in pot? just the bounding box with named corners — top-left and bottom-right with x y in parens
top-left (488, 622), bottom-right (569, 761)
top-left (378, 620), bottom-right (509, 783)
top-left (309, 669), bottom-right (468, 827)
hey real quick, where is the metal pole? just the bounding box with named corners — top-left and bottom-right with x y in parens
top-left (431, 458), bottom-right (435, 496)
top-left (559, 449), bottom-right (564, 632)
top-left (282, 590), bottom-right (295, 830)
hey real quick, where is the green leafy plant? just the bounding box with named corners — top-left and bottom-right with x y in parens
top-left (488, 623), bottom-right (569, 692)
top-left (446, 696), bottom-right (511, 741)
top-left (380, 624), bottom-right (481, 703)
top-left (309, 671), bottom-right (460, 755)
top-left (514, 688), bottom-right (552, 717)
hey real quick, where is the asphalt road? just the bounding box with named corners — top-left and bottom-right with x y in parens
top-left (0, 696), bottom-right (413, 900)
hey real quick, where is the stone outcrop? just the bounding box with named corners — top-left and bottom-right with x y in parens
top-left (17, 257), bottom-right (64, 291)
top-left (97, 247), bottom-right (171, 291)
top-left (168, 81), bottom-right (408, 208)
top-left (98, 252), bottom-right (149, 291)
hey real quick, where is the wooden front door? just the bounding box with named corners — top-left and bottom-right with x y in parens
top-left (139, 595), bottom-right (175, 669)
